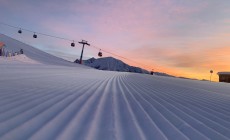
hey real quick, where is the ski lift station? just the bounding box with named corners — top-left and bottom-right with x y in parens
top-left (217, 72), bottom-right (230, 83)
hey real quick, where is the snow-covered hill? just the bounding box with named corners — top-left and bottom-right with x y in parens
top-left (82, 57), bottom-right (150, 74)
top-left (1, 34), bottom-right (230, 140)
top-left (0, 54), bottom-right (41, 65)
top-left (0, 34), bottom-right (89, 68)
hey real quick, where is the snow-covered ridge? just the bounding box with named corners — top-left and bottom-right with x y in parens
top-left (83, 57), bottom-right (150, 74)
top-left (82, 57), bottom-right (175, 77)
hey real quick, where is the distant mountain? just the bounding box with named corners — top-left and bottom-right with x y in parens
top-left (153, 72), bottom-right (174, 77)
top-left (79, 57), bottom-right (150, 74)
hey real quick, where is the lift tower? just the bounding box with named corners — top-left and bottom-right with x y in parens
top-left (78, 40), bottom-right (90, 64)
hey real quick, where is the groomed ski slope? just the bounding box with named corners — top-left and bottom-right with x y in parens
top-left (1, 35), bottom-right (230, 140)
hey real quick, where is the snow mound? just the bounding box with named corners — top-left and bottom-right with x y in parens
top-left (0, 54), bottom-right (41, 64)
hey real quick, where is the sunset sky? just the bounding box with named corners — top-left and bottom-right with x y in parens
top-left (1, 0), bottom-right (230, 81)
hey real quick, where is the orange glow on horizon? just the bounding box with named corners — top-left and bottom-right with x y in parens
top-left (118, 44), bottom-right (230, 82)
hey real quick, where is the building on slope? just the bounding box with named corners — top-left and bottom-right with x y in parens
top-left (217, 72), bottom-right (230, 83)
top-left (0, 42), bottom-right (5, 56)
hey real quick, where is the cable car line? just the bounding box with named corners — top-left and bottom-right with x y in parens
top-left (0, 22), bottom-right (72, 41)
top-left (0, 22), bottom-right (153, 70)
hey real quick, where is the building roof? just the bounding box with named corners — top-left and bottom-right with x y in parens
top-left (0, 42), bottom-right (5, 49)
top-left (217, 72), bottom-right (230, 75)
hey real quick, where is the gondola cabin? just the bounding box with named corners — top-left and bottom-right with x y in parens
top-left (217, 72), bottom-right (230, 83)
top-left (98, 51), bottom-right (102, 57)
top-left (18, 29), bottom-right (22, 34)
top-left (33, 33), bottom-right (37, 38)
top-left (71, 42), bottom-right (75, 47)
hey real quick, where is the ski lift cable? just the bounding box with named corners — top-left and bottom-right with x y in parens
top-left (0, 22), bottom-right (72, 41)
top-left (0, 22), bottom-right (153, 70)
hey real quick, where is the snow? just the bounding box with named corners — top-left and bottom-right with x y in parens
top-left (1, 34), bottom-right (230, 140)
top-left (0, 54), bottom-right (41, 64)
